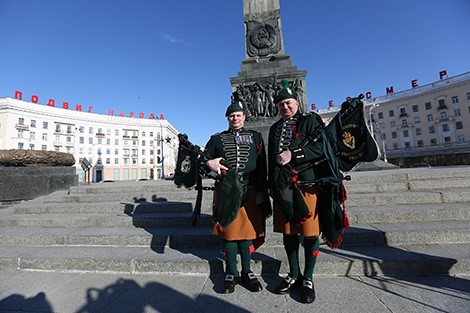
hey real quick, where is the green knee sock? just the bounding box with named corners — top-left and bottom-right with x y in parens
top-left (303, 237), bottom-right (320, 280)
top-left (283, 234), bottom-right (300, 279)
top-left (223, 240), bottom-right (239, 276)
top-left (238, 240), bottom-right (254, 275)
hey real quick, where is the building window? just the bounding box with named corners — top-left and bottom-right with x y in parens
top-left (412, 105), bottom-right (418, 112)
top-left (445, 136), bottom-right (451, 144)
top-left (379, 122), bottom-right (385, 129)
top-left (106, 148), bottom-right (111, 155)
top-left (115, 129), bottom-right (119, 136)
top-left (18, 118), bottom-right (24, 125)
top-left (454, 109), bottom-right (461, 116)
top-left (425, 102), bottom-right (432, 110)
top-left (458, 135), bottom-right (465, 142)
top-left (115, 139), bottom-right (119, 145)
top-left (42, 145), bottom-right (47, 151)
top-left (392, 131), bottom-right (397, 139)
top-left (142, 149), bottom-right (146, 155)
top-left (401, 119), bottom-right (408, 126)
top-left (89, 127), bottom-right (93, 134)
top-left (381, 133), bottom-right (386, 140)
top-left (142, 131), bottom-right (146, 137)
top-left (440, 111), bottom-right (448, 118)
top-left (115, 148), bottom-right (119, 155)
top-left (452, 96), bottom-right (459, 104)
top-left (467, 93), bottom-right (470, 101)
top-left (378, 112), bottom-right (383, 119)
top-left (106, 158), bottom-right (110, 164)
top-left (55, 124), bottom-right (61, 133)
top-left (132, 158), bottom-right (138, 165)
top-left (31, 120), bottom-right (36, 127)
top-left (79, 137), bottom-right (84, 144)
top-left (89, 138), bottom-right (93, 144)
top-left (114, 158), bottom-right (119, 164)
top-left (107, 128), bottom-right (111, 136)
top-left (399, 107), bottom-right (407, 116)
top-left (417, 140), bottom-right (423, 147)
top-left (132, 140), bottom-right (137, 146)
top-left (43, 133), bottom-right (48, 140)
top-left (438, 99), bottom-right (446, 109)
top-left (393, 143), bottom-right (398, 150)
top-left (29, 144), bottom-right (35, 150)
top-left (114, 169), bottom-right (120, 180)
top-left (18, 142), bottom-right (24, 149)
top-left (429, 126), bottom-right (435, 134)
top-left (67, 125), bottom-right (72, 134)
top-left (98, 138), bottom-right (102, 144)
top-left (414, 117), bottom-right (420, 124)
top-left (55, 135), bottom-right (60, 142)
top-left (79, 147), bottom-right (84, 154)
top-left (403, 130), bottom-right (409, 138)
top-left (404, 142), bottom-right (411, 148)
top-left (150, 149), bottom-right (154, 155)
top-left (456, 121), bottom-right (463, 129)
top-left (142, 158), bottom-right (146, 164)
top-left (150, 132), bottom-right (154, 137)
top-left (442, 124), bottom-right (449, 132)
top-left (55, 146), bottom-right (60, 152)
top-left (141, 169), bottom-right (147, 179)
top-left (106, 138), bottom-right (111, 145)
top-left (88, 147), bottom-right (93, 154)
top-left (66, 136), bottom-right (71, 143)
top-left (416, 128), bottom-right (422, 135)
top-left (124, 140), bottom-right (128, 146)
top-left (427, 114), bottom-right (433, 121)
top-left (389, 110), bottom-right (394, 117)
top-left (390, 121), bottom-right (396, 128)
top-left (79, 126), bottom-right (84, 133)
top-left (98, 128), bottom-right (102, 134)
top-left (18, 130), bottom-right (24, 138)
top-left (430, 139), bottom-right (437, 146)
top-left (30, 132), bottom-right (35, 139)
top-left (142, 140), bottom-right (146, 146)
top-left (43, 121), bottom-right (48, 129)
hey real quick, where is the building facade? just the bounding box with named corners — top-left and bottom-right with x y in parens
top-left (317, 71), bottom-right (470, 167)
top-left (0, 97), bottom-right (180, 182)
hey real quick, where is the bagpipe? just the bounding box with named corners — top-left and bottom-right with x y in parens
top-left (271, 94), bottom-right (380, 248)
top-left (173, 133), bottom-right (213, 226)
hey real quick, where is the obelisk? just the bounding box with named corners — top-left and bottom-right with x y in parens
top-left (230, 0), bottom-right (308, 139)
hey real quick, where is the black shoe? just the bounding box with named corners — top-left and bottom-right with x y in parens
top-left (275, 275), bottom-right (302, 294)
top-left (222, 274), bottom-right (239, 294)
top-left (301, 278), bottom-right (315, 303)
top-left (241, 272), bottom-right (263, 292)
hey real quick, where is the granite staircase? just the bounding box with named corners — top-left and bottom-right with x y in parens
top-left (0, 166), bottom-right (469, 276)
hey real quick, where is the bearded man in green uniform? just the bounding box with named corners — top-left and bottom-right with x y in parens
top-left (203, 95), bottom-right (269, 294)
top-left (268, 80), bottom-right (339, 304)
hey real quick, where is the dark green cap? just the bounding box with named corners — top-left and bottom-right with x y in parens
top-left (274, 79), bottom-right (298, 103)
top-left (225, 92), bottom-right (245, 117)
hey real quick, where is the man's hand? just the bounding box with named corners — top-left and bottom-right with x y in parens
top-left (276, 150), bottom-right (292, 166)
top-left (206, 157), bottom-right (228, 176)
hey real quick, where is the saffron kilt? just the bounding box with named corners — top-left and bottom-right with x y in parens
top-left (213, 187), bottom-right (265, 241)
top-left (273, 185), bottom-right (320, 237)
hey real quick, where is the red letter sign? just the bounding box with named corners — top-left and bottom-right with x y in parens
top-left (440, 70), bottom-right (447, 80)
top-left (386, 86), bottom-right (394, 94)
top-left (411, 79), bottom-right (418, 88)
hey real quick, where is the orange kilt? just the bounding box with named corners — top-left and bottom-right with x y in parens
top-left (213, 187), bottom-right (265, 241)
top-left (273, 185), bottom-right (320, 237)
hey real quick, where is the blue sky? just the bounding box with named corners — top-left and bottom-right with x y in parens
top-left (1, 0), bottom-right (469, 146)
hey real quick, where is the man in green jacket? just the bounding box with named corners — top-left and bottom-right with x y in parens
top-left (268, 80), bottom-right (341, 304)
top-left (203, 95), bottom-right (269, 294)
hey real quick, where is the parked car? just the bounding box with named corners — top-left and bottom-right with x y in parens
top-left (410, 163), bottom-right (431, 168)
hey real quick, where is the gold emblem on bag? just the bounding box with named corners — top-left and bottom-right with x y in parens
top-left (343, 132), bottom-right (355, 149)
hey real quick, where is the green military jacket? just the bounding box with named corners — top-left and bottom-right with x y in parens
top-left (205, 128), bottom-right (266, 192)
top-left (268, 111), bottom-right (335, 183)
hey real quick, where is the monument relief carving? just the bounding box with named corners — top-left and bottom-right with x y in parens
top-left (246, 19), bottom-right (281, 57)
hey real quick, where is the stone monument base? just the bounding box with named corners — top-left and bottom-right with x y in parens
top-left (0, 166), bottom-right (78, 203)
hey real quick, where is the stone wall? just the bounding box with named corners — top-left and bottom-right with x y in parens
top-left (0, 166), bottom-right (78, 202)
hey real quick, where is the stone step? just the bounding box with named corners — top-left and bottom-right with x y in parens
top-left (346, 203), bottom-right (470, 224)
top-left (0, 243), bottom-right (467, 276)
top-left (43, 190), bottom-right (212, 204)
top-left (345, 189), bottom-right (470, 207)
top-left (1, 220), bottom-right (468, 248)
top-left (12, 200), bottom-right (215, 215)
top-left (0, 212), bottom-right (214, 229)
